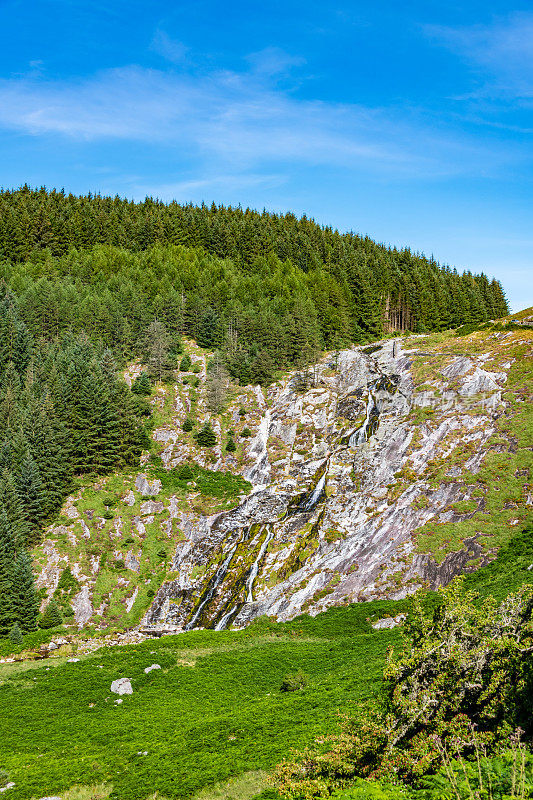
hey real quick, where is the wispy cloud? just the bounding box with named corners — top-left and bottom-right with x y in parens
top-left (424, 13), bottom-right (533, 102)
top-left (0, 55), bottom-right (525, 182)
top-left (245, 46), bottom-right (305, 77)
top-left (150, 29), bottom-right (189, 64)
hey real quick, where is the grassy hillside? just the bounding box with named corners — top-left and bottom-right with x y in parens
top-left (0, 601), bottom-right (403, 800)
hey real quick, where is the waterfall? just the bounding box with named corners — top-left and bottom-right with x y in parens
top-left (245, 526), bottom-right (275, 602)
top-left (184, 534), bottom-right (242, 630)
top-left (349, 387), bottom-right (378, 447)
top-left (299, 468), bottom-right (327, 512)
top-left (214, 603), bottom-right (240, 631)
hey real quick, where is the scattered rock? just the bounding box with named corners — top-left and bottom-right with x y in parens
top-left (66, 658), bottom-right (80, 663)
top-left (144, 663), bottom-right (161, 673)
top-left (110, 677), bottom-right (133, 695)
top-left (135, 474), bottom-right (161, 497)
top-left (371, 614), bottom-right (406, 630)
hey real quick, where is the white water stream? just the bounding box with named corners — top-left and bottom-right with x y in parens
top-left (299, 470), bottom-right (327, 512)
top-left (245, 526), bottom-right (275, 602)
top-left (185, 534), bottom-right (243, 630)
top-left (349, 387), bottom-right (377, 447)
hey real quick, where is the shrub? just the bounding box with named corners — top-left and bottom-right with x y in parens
top-left (280, 670), bottom-right (308, 692)
top-left (114, 559), bottom-right (126, 570)
top-left (9, 622), bottom-right (23, 646)
top-left (146, 589), bottom-right (155, 598)
top-left (182, 418), bottom-right (194, 432)
top-left (56, 567), bottom-right (79, 595)
top-left (195, 423), bottom-right (217, 447)
top-left (103, 510), bottom-right (114, 519)
top-left (274, 580), bottom-right (533, 795)
top-left (241, 427), bottom-right (252, 438)
top-left (179, 355), bottom-right (192, 372)
top-left (226, 437), bottom-right (237, 453)
top-left (239, 407), bottom-right (247, 417)
top-left (39, 600), bottom-right (63, 630)
top-left (419, 743), bottom-right (533, 800)
top-left (157, 549), bottom-right (167, 560)
top-left (192, 363), bottom-right (201, 374)
top-left (131, 371), bottom-right (151, 395)
top-left (176, 464), bottom-right (195, 480)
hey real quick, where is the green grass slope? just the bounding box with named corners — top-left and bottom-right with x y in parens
top-left (0, 602), bottom-right (402, 800)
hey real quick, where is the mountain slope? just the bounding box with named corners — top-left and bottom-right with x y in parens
top-left (33, 321), bottom-right (532, 633)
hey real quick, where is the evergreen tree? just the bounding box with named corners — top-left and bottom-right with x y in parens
top-left (179, 354), bottom-right (192, 372)
top-left (143, 320), bottom-right (174, 382)
top-left (8, 621), bottom-right (23, 646)
top-left (39, 599), bottom-right (62, 629)
top-left (131, 371), bottom-right (151, 395)
top-left (0, 511), bottom-right (15, 637)
top-left (226, 436), bottom-right (236, 453)
top-left (11, 550), bottom-right (38, 633)
top-left (194, 422), bottom-right (217, 447)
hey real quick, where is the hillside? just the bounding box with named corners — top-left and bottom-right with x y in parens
top-left (24, 318), bottom-right (532, 637)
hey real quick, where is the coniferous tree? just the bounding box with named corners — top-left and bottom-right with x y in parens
top-left (8, 621), bottom-right (23, 646)
top-left (39, 599), bottom-right (62, 629)
top-left (195, 422), bottom-right (217, 447)
top-left (131, 371), bottom-right (151, 395)
top-left (11, 549), bottom-right (38, 633)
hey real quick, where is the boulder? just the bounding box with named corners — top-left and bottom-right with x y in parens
top-left (144, 663), bottom-right (161, 674)
top-left (135, 474), bottom-right (161, 497)
top-left (110, 677), bottom-right (133, 695)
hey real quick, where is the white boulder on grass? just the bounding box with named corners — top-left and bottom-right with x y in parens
top-left (110, 677), bottom-right (133, 695)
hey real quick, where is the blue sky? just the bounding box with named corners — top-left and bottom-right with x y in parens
top-left (0, 1), bottom-right (532, 311)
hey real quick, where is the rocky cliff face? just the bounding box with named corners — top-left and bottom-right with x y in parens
top-left (34, 326), bottom-right (532, 632)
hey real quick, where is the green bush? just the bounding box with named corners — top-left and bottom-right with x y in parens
top-left (176, 464), bottom-right (195, 480)
top-left (241, 427), bottom-right (252, 438)
top-left (9, 622), bottom-right (23, 646)
top-left (280, 670), bottom-right (308, 692)
top-left (157, 549), bottom-right (167, 560)
top-left (56, 567), bottom-right (79, 595)
top-left (419, 746), bottom-right (533, 800)
top-left (226, 437), bottom-right (237, 452)
top-left (182, 418), bottom-right (194, 432)
top-left (192, 363), bottom-right (201, 374)
top-left (39, 600), bottom-right (63, 630)
top-left (131, 371), bottom-right (152, 395)
top-left (195, 422), bottom-right (217, 447)
top-left (179, 355), bottom-right (192, 372)
top-left (274, 580), bottom-right (533, 795)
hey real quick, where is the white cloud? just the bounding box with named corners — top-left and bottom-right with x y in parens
top-left (245, 47), bottom-right (305, 77)
top-left (150, 30), bottom-right (189, 64)
top-left (424, 13), bottom-right (533, 100)
top-left (0, 58), bottom-right (525, 179)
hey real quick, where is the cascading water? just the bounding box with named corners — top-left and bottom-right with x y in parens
top-left (184, 534), bottom-right (243, 630)
top-left (348, 386), bottom-right (379, 446)
top-left (245, 525), bottom-right (275, 602)
top-left (214, 603), bottom-right (240, 631)
top-left (298, 469), bottom-right (327, 512)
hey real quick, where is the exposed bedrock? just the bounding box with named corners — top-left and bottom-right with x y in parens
top-left (143, 338), bottom-right (510, 630)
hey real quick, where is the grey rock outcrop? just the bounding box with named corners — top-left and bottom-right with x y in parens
top-left (110, 678), bottom-right (133, 695)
